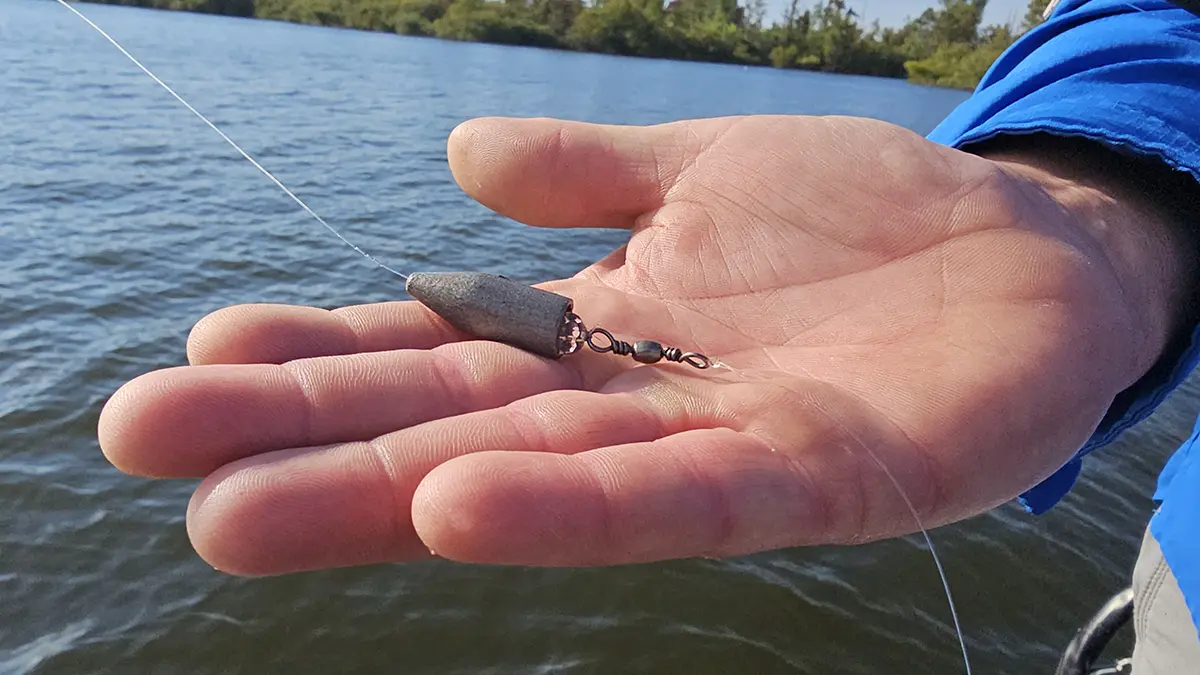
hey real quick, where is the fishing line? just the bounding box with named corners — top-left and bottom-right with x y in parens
top-left (705, 362), bottom-right (973, 675)
top-left (55, 0), bottom-right (409, 281)
top-left (856, 440), bottom-right (972, 674)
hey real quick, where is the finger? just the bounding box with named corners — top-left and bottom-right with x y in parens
top-left (410, 377), bottom-right (949, 566)
top-left (410, 428), bottom-right (820, 566)
top-left (98, 340), bottom-right (585, 478)
top-left (447, 116), bottom-right (733, 229)
top-left (186, 301), bottom-right (461, 365)
top-left (184, 389), bottom-right (678, 576)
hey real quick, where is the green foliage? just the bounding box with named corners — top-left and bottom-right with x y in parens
top-left (905, 23), bottom-right (1015, 88)
top-left (567, 0), bottom-right (675, 57)
top-left (1024, 0), bottom-right (1052, 30)
top-left (91, 0), bottom-right (255, 16)
top-left (252, 0), bottom-right (446, 30)
top-left (529, 0), bottom-right (584, 37)
top-left (931, 0), bottom-right (987, 46)
top-left (433, 0), bottom-right (560, 47)
top-left (86, 0), bottom-right (1053, 90)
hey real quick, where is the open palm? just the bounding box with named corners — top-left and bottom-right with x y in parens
top-left (99, 115), bottom-right (1161, 576)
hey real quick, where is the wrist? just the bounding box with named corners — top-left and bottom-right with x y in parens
top-left (977, 134), bottom-right (1199, 381)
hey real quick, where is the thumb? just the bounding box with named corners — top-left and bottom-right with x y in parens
top-left (446, 116), bottom-right (714, 229)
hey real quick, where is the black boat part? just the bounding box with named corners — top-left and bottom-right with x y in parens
top-left (1054, 587), bottom-right (1135, 675)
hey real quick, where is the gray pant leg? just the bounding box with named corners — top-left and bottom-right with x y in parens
top-left (1132, 526), bottom-right (1200, 674)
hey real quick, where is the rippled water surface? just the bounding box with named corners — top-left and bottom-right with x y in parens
top-left (3, 1), bottom-right (1198, 673)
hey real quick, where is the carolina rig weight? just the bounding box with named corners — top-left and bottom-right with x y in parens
top-left (405, 272), bottom-right (713, 369)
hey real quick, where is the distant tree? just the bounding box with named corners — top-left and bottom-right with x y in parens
top-left (933, 0), bottom-right (986, 46)
top-left (741, 0), bottom-right (766, 29)
top-left (433, 0), bottom-right (559, 46)
top-left (906, 22), bottom-right (1013, 87)
top-left (1023, 0), bottom-right (1052, 31)
top-left (391, 0), bottom-right (455, 35)
top-left (567, 0), bottom-right (675, 57)
top-left (85, 0), bottom-right (1046, 90)
top-left (529, 0), bottom-right (584, 36)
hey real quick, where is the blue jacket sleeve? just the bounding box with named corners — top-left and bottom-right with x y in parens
top-left (926, 0), bottom-right (1200, 515)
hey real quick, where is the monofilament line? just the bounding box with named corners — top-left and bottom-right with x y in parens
top-left (711, 361), bottom-right (972, 675)
top-left (56, 0), bottom-right (408, 281)
top-left (857, 442), bottom-right (972, 675)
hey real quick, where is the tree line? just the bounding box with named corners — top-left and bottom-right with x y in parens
top-left (87, 0), bottom-right (1054, 89)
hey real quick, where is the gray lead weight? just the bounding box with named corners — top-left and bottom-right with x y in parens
top-left (405, 271), bottom-right (574, 360)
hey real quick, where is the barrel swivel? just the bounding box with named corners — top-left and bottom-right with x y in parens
top-left (557, 312), bottom-right (712, 369)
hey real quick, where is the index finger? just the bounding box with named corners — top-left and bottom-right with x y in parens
top-left (186, 300), bottom-right (463, 365)
top-left (186, 277), bottom-right (589, 366)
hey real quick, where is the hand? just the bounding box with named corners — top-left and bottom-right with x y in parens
top-left (97, 115), bottom-right (1190, 576)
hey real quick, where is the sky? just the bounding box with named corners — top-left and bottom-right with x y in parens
top-left (761, 0), bottom-right (1032, 28)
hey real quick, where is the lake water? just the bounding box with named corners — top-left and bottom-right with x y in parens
top-left (3, 1), bottom-right (1198, 673)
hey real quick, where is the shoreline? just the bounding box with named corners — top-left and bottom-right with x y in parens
top-left (77, 0), bottom-right (1023, 91)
